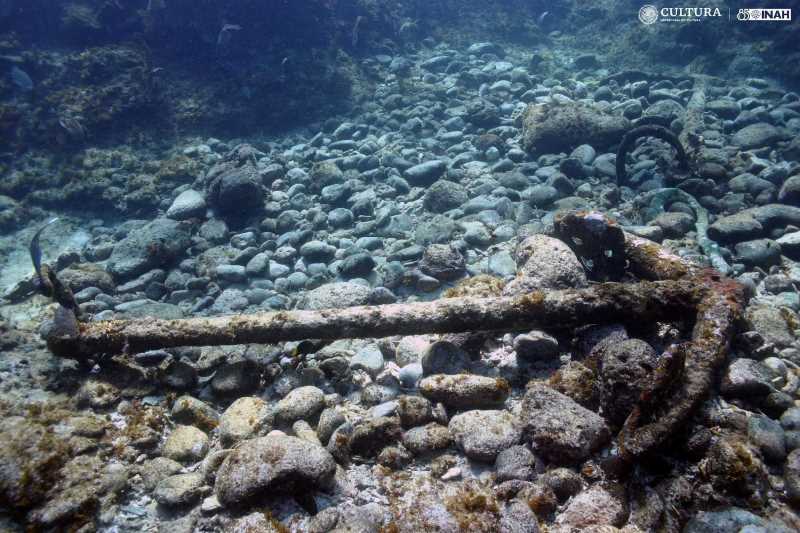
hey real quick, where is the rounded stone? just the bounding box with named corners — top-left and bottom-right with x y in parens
top-left (215, 434), bottom-right (336, 507)
top-left (161, 425), bottom-right (209, 464)
top-left (219, 397), bottom-right (274, 447)
top-left (275, 386), bottom-right (325, 425)
top-left (448, 410), bottom-right (522, 462)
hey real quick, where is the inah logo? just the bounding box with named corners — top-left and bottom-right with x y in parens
top-left (639, 4), bottom-right (659, 24)
top-left (737, 8), bottom-right (791, 21)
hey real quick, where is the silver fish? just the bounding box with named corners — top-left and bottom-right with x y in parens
top-left (30, 217), bottom-right (59, 287)
top-left (10, 66), bottom-right (33, 91)
top-left (538, 11), bottom-right (549, 25)
top-left (217, 24), bottom-right (242, 47)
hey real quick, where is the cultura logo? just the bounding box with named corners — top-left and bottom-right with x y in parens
top-left (638, 5), bottom-right (723, 23)
top-left (639, 4), bottom-right (659, 24)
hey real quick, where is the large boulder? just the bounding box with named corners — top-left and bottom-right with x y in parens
top-left (419, 244), bottom-right (466, 281)
top-left (106, 218), bottom-right (191, 280)
top-left (732, 122), bottom-right (789, 149)
top-left (448, 410), bottom-right (522, 462)
top-left (203, 144), bottom-right (266, 223)
top-left (518, 383), bottom-right (610, 463)
top-left (215, 434), bottom-right (336, 507)
top-left (419, 374), bottom-right (510, 409)
top-left (299, 282), bottom-right (372, 310)
top-left (503, 234), bottom-right (587, 295)
top-left (521, 103), bottom-right (629, 155)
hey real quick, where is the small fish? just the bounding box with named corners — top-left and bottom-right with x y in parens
top-left (280, 56), bottom-right (289, 81)
top-left (352, 15), bottom-right (364, 48)
top-left (538, 11), bottom-right (549, 25)
top-left (217, 24), bottom-right (242, 47)
top-left (10, 66), bottom-right (33, 91)
top-left (478, 83), bottom-right (489, 99)
top-left (30, 217), bottom-right (59, 288)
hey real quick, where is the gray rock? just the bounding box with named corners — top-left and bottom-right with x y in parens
top-left (219, 397), bottom-right (274, 446)
top-left (721, 358), bottom-right (778, 398)
top-left (488, 250), bottom-right (517, 278)
top-left (419, 244), bottom-right (466, 281)
top-left (729, 173), bottom-right (775, 196)
top-left (599, 338), bottom-right (658, 427)
top-left (746, 305), bottom-right (796, 348)
top-left (153, 473), bottom-right (204, 507)
top-left (495, 445), bottom-right (539, 482)
top-left (399, 363), bottom-right (423, 389)
top-left (521, 103), bottom-right (629, 155)
top-left (107, 218), bottom-right (191, 280)
top-left (171, 395), bottom-right (219, 432)
top-left (708, 212), bottom-right (764, 244)
top-left (747, 415), bottom-right (786, 462)
top-left (649, 212), bottom-right (694, 238)
top-left (317, 408), bottom-right (346, 446)
top-left (684, 507), bottom-right (786, 533)
top-left (300, 240), bottom-right (337, 263)
top-left (415, 215), bottom-right (459, 245)
top-left (328, 208), bottom-right (354, 229)
top-left (732, 122), bottom-right (789, 149)
top-left (786, 448), bottom-right (800, 504)
top-left (267, 260), bottom-right (290, 279)
top-left (350, 344), bottom-right (385, 378)
top-left (395, 336), bottom-right (431, 366)
top-left (419, 374), bottom-right (510, 409)
top-left (161, 425), bottom-right (209, 464)
top-left (518, 383), bottom-right (611, 463)
top-left (349, 416), bottom-right (403, 457)
top-left (707, 98), bottom-right (740, 119)
top-left (245, 252), bottom-right (269, 277)
top-left (300, 282), bottom-right (372, 310)
top-left (462, 222), bottom-right (492, 247)
top-left (396, 395), bottom-right (433, 428)
top-left (777, 231), bottom-right (800, 260)
top-left (215, 434), bottom-right (336, 506)
top-left (743, 203), bottom-right (800, 228)
top-left (421, 340), bottom-right (471, 375)
top-left (215, 264), bottom-right (247, 283)
top-left (555, 485), bottom-right (626, 529)
top-left (405, 160), bottom-right (447, 186)
top-left (525, 185), bottom-right (560, 207)
top-left (167, 189), bottom-right (206, 220)
top-left (424, 180), bottom-right (468, 212)
top-left (734, 239), bottom-right (781, 268)
top-left (513, 331), bottom-right (559, 361)
top-left (139, 457), bottom-right (184, 491)
top-left (779, 175), bottom-right (800, 206)
top-left (340, 252), bottom-right (376, 278)
top-left (449, 410), bottom-right (521, 462)
top-left (275, 386), bottom-right (325, 425)
top-left (211, 360), bottom-right (260, 397)
top-left (500, 500), bottom-right (540, 533)
top-left (781, 407), bottom-right (800, 430)
top-left (503, 234), bottom-right (587, 295)
top-left (402, 423), bottom-right (452, 455)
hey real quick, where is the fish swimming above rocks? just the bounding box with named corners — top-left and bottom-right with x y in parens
top-left (217, 24), bottom-right (242, 47)
top-left (30, 217), bottom-right (59, 290)
top-left (28, 217), bottom-right (83, 317)
top-left (10, 65), bottom-right (33, 91)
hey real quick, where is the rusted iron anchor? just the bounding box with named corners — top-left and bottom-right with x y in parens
top-left (44, 211), bottom-right (745, 458)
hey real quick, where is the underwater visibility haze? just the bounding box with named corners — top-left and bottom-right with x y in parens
top-left (2, 0), bottom-right (800, 531)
